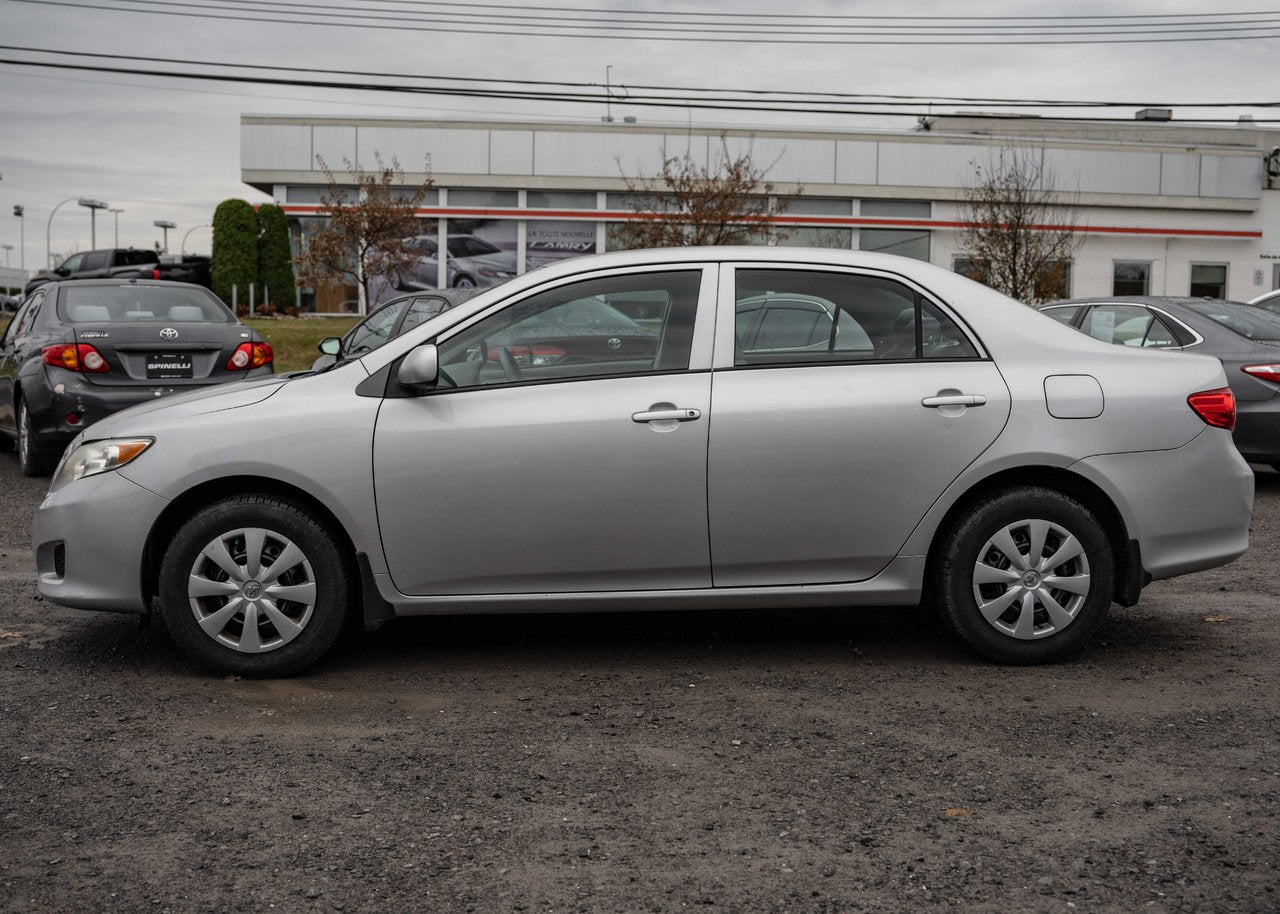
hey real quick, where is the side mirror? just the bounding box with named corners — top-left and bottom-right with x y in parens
top-left (398, 343), bottom-right (439, 389)
top-left (54, 267), bottom-right (70, 277)
top-left (318, 337), bottom-right (342, 356)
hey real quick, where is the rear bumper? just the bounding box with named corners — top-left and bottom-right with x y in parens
top-left (1232, 398), bottom-right (1280, 463)
top-left (26, 367), bottom-right (272, 449)
top-left (1070, 429), bottom-right (1253, 581)
top-left (33, 468), bottom-right (169, 613)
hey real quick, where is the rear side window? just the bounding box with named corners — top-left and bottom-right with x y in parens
top-left (59, 286), bottom-right (233, 323)
top-left (733, 270), bottom-right (978, 366)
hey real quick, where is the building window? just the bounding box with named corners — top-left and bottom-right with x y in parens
top-left (447, 189), bottom-right (517, 208)
top-left (786, 197), bottom-right (853, 216)
top-left (859, 228), bottom-right (930, 262)
top-left (1113, 262), bottom-right (1151, 296)
top-left (775, 226), bottom-right (854, 249)
top-left (860, 199), bottom-right (931, 219)
top-left (1190, 263), bottom-right (1227, 299)
top-left (526, 191), bottom-right (598, 210)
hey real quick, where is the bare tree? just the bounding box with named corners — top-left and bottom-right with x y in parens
top-left (612, 139), bottom-right (794, 249)
top-left (957, 147), bottom-right (1083, 305)
top-left (293, 154), bottom-right (434, 312)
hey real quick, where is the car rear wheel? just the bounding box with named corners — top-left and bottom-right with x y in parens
top-left (158, 495), bottom-right (351, 677)
top-left (933, 487), bottom-right (1114, 664)
top-left (454, 275), bottom-right (476, 289)
top-left (17, 398), bottom-right (58, 477)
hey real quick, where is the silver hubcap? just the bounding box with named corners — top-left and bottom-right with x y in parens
top-left (188, 527), bottom-right (316, 653)
top-left (17, 405), bottom-right (28, 466)
top-left (972, 518), bottom-right (1091, 640)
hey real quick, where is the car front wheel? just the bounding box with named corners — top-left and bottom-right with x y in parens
top-left (158, 495), bottom-right (351, 677)
top-left (934, 487), bottom-right (1114, 664)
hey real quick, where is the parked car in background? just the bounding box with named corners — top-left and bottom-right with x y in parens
top-left (311, 288), bottom-right (480, 370)
top-left (24, 249), bottom-right (212, 296)
top-left (0, 294), bottom-right (19, 313)
top-left (1039, 296), bottom-right (1280, 471)
top-left (1, 279), bottom-right (273, 476)
top-left (33, 249), bottom-right (1252, 676)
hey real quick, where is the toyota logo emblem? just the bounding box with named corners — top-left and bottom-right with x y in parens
top-left (159, 327), bottom-right (179, 340)
top-left (607, 337), bottom-right (622, 350)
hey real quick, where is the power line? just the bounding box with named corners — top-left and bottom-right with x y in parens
top-left (5, 44), bottom-right (1279, 109)
top-left (13, 0), bottom-right (1280, 44)
top-left (5, 55), bottom-right (1280, 122)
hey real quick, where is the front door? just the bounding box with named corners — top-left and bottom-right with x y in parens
top-left (708, 265), bottom-right (1011, 587)
top-left (373, 266), bottom-right (717, 595)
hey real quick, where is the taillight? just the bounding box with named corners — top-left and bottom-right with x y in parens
top-left (487, 344), bottom-right (566, 367)
top-left (152, 269), bottom-right (161, 280)
top-left (1187, 387), bottom-right (1236, 430)
top-left (42, 343), bottom-right (110, 373)
top-left (1242, 363), bottom-right (1280, 384)
top-left (226, 341), bottom-right (273, 370)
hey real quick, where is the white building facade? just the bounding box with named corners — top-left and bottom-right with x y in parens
top-left (240, 113), bottom-right (1280, 310)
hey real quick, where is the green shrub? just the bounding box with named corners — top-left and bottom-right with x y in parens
top-left (257, 204), bottom-right (296, 312)
top-left (211, 199), bottom-right (258, 310)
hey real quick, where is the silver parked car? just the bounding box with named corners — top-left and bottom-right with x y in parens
top-left (33, 248), bottom-right (1254, 676)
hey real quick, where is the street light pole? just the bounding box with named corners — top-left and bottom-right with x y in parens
top-left (12, 205), bottom-right (23, 272)
top-left (180, 223), bottom-right (210, 254)
top-left (46, 197), bottom-right (77, 269)
top-left (108, 208), bottom-right (124, 247)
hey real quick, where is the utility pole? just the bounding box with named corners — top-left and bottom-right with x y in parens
top-left (12, 205), bottom-right (23, 272)
top-left (603, 65), bottom-right (614, 123)
top-left (108, 208), bottom-right (124, 247)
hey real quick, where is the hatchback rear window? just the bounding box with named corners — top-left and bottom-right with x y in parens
top-left (1185, 301), bottom-right (1280, 341)
top-left (60, 286), bottom-right (234, 323)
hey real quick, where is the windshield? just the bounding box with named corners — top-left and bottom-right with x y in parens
top-left (60, 285), bottom-right (234, 323)
top-left (1186, 301), bottom-right (1280, 341)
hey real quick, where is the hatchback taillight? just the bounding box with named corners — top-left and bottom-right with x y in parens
top-left (1242, 363), bottom-right (1280, 384)
top-left (226, 342), bottom-right (273, 370)
top-left (1187, 387), bottom-right (1236, 430)
top-left (42, 343), bottom-right (110, 373)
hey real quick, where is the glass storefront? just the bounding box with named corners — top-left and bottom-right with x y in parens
top-left (526, 220), bottom-right (598, 267)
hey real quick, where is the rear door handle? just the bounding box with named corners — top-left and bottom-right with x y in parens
top-left (922, 394), bottom-right (987, 408)
top-left (632, 407), bottom-right (701, 423)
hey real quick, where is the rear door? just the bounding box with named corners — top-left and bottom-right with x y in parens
top-left (0, 291), bottom-right (44, 433)
top-left (707, 264), bottom-right (1011, 587)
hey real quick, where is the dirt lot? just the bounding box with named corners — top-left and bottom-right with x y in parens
top-left (0, 456), bottom-right (1277, 914)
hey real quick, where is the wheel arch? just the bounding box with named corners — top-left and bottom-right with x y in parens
top-left (140, 475), bottom-right (366, 616)
top-left (923, 465), bottom-right (1140, 606)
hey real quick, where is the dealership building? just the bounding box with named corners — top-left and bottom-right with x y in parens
top-left (239, 112), bottom-right (1280, 310)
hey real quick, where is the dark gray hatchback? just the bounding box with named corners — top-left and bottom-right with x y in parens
top-left (1039, 296), bottom-right (1280, 470)
top-left (0, 279), bottom-right (273, 476)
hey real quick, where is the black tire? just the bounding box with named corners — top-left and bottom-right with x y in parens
top-left (933, 486), bottom-right (1114, 665)
top-left (17, 397), bottom-right (58, 477)
top-left (158, 495), bottom-right (352, 677)
top-left (453, 274), bottom-right (476, 289)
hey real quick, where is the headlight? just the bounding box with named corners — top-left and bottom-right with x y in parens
top-left (50, 438), bottom-right (154, 493)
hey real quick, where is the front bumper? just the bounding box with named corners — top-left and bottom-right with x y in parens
top-left (33, 468), bottom-right (169, 613)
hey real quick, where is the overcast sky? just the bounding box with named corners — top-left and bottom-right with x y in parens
top-left (2, 0), bottom-right (1279, 271)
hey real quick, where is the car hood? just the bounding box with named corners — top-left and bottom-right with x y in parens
top-left (83, 375), bottom-right (289, 438)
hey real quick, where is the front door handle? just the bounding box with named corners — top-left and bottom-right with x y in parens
top-left (632, 407), bottom-right (701, 423)
top-left (922, 394), bottom-right (987, 408)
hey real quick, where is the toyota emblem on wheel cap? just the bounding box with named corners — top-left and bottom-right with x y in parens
top-left (159, 327), bottom-right (179, 340)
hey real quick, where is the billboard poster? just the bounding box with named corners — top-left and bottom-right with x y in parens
top-left (526, 220), bottom-right (598, 267)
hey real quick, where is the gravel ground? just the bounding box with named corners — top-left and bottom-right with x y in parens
top-left (0, 455), bottom-right (1277, 913)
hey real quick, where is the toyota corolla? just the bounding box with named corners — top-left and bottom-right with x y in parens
top-left (32, 249), bottom-right (1253, 676)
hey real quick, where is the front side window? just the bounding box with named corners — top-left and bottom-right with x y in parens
top-left (1190, 264), bottom-right (1228, 299)
top-left (345, 299), bottom-right (410, 357)
top-left (734, 270), bottom-right (977, 366)
top-left (437, 270), bottom-right (701, 390)
top-left (60, 254), bottom-right (85, 273)
top-left (1113, 262), bottom-right (1151, 296)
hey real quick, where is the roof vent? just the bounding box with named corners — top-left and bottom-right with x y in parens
top-left (1134, 108), bottom-right (1173, 121)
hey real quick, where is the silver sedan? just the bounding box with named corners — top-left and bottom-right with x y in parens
top-left (32, 248), bottom-right (1254, 676)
